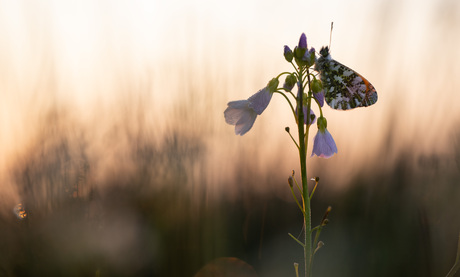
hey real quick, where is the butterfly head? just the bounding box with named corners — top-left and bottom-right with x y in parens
top-left (319, 46), bottom-right (331, 60)
top-left (315, 46), bottom-right (332, 72)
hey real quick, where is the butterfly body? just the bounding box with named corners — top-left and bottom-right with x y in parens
top-left (315, 47), bottom-right (378, 110)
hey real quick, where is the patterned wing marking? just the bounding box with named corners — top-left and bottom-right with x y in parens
top-left (315, 46), bottom-right (378, 110)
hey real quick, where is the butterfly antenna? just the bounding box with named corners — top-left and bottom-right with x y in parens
top-left (329, 22), bottom-right (334, 51)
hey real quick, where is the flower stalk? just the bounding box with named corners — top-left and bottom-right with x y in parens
top-left (224, 33), bottom-right (343, 277)
top-left (297, 72), bottom-right (313, 277)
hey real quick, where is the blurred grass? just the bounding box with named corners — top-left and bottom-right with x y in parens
top-left (1, 100), bottom-right (460, 277)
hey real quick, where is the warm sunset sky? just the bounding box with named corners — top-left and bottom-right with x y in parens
top-left (0, 0), bottom-right (459, 199)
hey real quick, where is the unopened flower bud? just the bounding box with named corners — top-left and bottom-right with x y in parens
top-left (317, 116), bottom-right (327, 132)
top-left (284, 45), bottom-right (293, 62)
top-left (321, 206), bottom-right (332, 224)
top-left (267, 78), bottom-right (279, 93)
top-left (288, 176), bottom-right (294, 187)
top-left (298, 33), bottom-right (307, 50)
top-left (313, 90), bottom-right (325, 107)
top-left (311, 79), bottom-right (323, 93)
top-left (294, 34), bottom-right (308, 66)
top-left (283, 74), bottom-right (297, 92)
top-left (303, 48), bottom-right (316, 67)
top-left (314, 241), bottom-right (324, 254)
top-left (294, 47), bottom-right (306, 66)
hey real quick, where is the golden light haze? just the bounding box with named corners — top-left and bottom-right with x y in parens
top-left (1, 0), bottom-right (459, 201)
top-left (1, 1), bottom-right (460, 276)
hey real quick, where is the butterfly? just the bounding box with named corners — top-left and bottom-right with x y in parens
top-left (314, 46), bottom-right (378, 110)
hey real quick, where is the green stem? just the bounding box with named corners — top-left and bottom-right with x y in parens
top-left (306, 68), bottom-right (314, 276)
top-left (289, 184), bottom-right (305, 215)
top-left (289, 233), bottom-right (306, 247)
top-left (274, 91), bottom-right (296, 121)
top-left (297, 72), bottom-right (312, 277)
top-left (312, 226), bottom-right (322, 255)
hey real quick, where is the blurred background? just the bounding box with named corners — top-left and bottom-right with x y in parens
top-left (0, 0), bottom-right (460, 276)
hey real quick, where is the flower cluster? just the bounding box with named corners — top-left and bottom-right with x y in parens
top-left (224, 33), bottom-right (337, 158)
top-left (224, 33), bottom-right (378, 277)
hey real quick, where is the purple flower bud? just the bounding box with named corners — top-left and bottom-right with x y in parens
top-left (298, 33), bottom-right (307, 50)
top-left (284, 45), bottom-right (293, 62)
top-left (283, 74), bottom-right (297, 92)
top-left (314, 91), bottom-right (324, 107)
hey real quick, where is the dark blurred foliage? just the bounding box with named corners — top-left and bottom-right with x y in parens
top-left (1, 106), bottom-right (460, 277)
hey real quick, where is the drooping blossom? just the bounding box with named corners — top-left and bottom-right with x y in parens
top-left (224, 100), bottom-right (258, 136)
top-left (311, 116), bottom-right (337, 158)
top-left (224, 83), bottom-right (275, 136)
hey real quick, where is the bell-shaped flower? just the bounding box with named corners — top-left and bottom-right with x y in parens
top-left (224, 84), bottom-right (275, 136)
top-left (311, 116), bottom-right (337, 158)
top-left (224, 100), bottom-right (257, 136)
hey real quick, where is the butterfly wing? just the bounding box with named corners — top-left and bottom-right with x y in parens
top-left (315, 47), bottom-right (378, 110)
